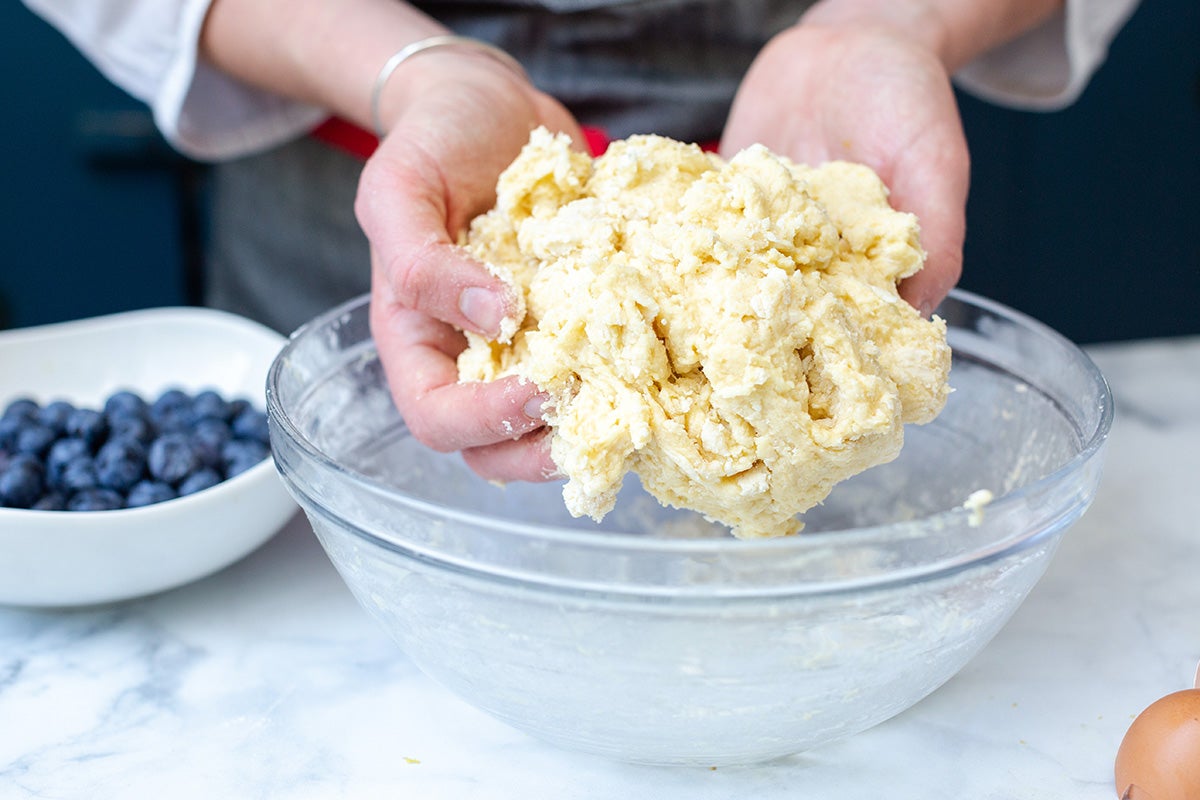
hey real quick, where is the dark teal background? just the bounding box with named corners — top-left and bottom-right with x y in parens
top-left (1, 5), bottom-right (194, 329)
top-left (956, 0), bottom-right (1200, 343)
top-left (2, 1), bottom-right (1197, 343)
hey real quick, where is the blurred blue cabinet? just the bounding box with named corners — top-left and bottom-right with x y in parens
top-left (955, 0), bottom-right (1200, 343)
top-left (2, 1), bottom-right (1197, 342)
top-left (1, 3), bottom-right (200, 331)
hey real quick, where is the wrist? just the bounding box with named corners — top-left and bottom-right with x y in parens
top-left (372, 36), bottom-right (530, 137)
top-left (799, 1), bottom-right (954, 67)
top-left (799, 0), bottom-right (1064, 74)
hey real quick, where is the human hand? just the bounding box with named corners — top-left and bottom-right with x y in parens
top-left (355, 53), bottom-right (582, 482)
top-left (721, 22), bottom-right (968, 316)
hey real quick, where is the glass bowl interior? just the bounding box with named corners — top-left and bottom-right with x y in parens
top-left (267, 289), bottom-right (1111, 597)
top-left (266, 289), bottom-right (1112, 764)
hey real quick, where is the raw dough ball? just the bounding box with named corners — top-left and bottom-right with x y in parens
top-left (458, 128), bottom-right (950, 539)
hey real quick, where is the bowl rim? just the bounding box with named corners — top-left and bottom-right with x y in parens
top-left (0, 304), bottom-right (279, 349)
top-left (268, 289), bottom-right (1114, 581)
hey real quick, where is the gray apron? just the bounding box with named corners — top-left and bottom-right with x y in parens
top-left (206, 0), bottom-right (812, 333)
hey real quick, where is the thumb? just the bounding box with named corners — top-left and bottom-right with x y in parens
top-left (888, 129), bottom-right (969, 317)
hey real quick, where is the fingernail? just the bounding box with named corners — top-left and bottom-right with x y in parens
top-left (459, 287), bottom-right (505, 335)
top-left (914, 294), bottom-right (936, 319)
top-left (523, 394), bottom-right (548, 422)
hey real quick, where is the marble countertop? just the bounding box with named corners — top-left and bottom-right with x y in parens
top-left (3, 336), bottom-right (1198, 800)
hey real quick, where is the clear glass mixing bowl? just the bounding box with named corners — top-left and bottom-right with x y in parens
top-left (267, 290), bottom-right (1112, 765)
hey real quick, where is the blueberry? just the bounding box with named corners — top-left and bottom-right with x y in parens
top-left (37, 400), bottom-right (75, 435)
top-left (152, 406), bottom-right (197, 435)
top-left (150, 388), bottom-right (190, 419)
top-left (95, 439), bottom-right (147, 493)
top-left (190, 419), bottom-right (231, 469)
top-left (230, 407), bottom-right (270, 445)
top-left (191, 390), bottom-right (229, 421)
top-left (3, 397), bottom-right (40, 423)
top-left (65, 408), bottom-right (108, 449)
top-left (47, 437), bottom-right (91, 486)
top-left (226, 398), bottom-right (252, 421)
top-left (59, 456), bottom-right (100, 493)
top-left (126, 480), bottom-right (177, 508)
top-left (67, 488), bottom-right (124, 511)
top-left (109, 414), bottom-right (155, 446)
top-left (0, 416), bottom-right (22, 451)
top-left (0, 460), bottom-right (44, 508)
top-left (178, 467), bottom-right (221, 497)
top-left (148, 432), bottom-right (200, 485)
top-left (221, 438), bottom-right (268, 478)
top-left (31, 491), bottom-right (67, 511)
top-left (103, 390), bottom-right (148, 420)
top-left (6, 452), bottom-right (44, 475)
top-left (15, 423), bottom-right (57, 458)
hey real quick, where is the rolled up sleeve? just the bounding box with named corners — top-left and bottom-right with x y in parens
top-left (21, 0), bottom-right (325, 161)
top-left (953, 0), bottom-right (1143, 110)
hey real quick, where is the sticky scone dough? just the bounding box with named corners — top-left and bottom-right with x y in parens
top-left (458, 128), bottom-right (951, 539)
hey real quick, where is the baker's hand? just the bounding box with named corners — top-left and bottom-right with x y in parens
top-left (721, 22), bottom-right (968, 316)
top-left (355, 53), bottom-right (580, 482)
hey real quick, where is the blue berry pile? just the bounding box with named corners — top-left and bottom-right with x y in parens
top-left (0, 388), bottom-right (271, 511)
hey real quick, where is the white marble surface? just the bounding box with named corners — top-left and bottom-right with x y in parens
top-left (2, 336), bottom-right (1198, 800)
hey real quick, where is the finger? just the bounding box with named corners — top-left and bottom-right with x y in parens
top-left (885, 115), bottom-right (969, 317)
top-left (898, 234), bottom-right (962, 318)
top-left (357, 149), bottom-right (520, 339)
top-left (370, 296), bottom-right (549, 454)
top-left (893, 171), bottom-right (967, 318)
top-left (462, 428), bottom-right (561, 483)
top-left (404, 373), bottom-right (547, 453)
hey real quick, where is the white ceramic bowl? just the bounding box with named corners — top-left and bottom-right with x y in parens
top-left (269, 290), bottom-right (1113, 765)
top-left (0, 307), bottom-right (297, 607)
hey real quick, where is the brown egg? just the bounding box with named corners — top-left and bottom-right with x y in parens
top-left (1114, 688), bottom-right (1200, 799)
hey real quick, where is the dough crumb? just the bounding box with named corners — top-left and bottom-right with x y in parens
top-left (963, 489), bottom-right (995, 528)
top-left (458, 128), bottom-right (951, 538)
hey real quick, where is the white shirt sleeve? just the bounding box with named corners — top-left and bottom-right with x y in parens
top-left (21, 0), bottom-right (326, 161)
top-left (953, 0), bottom-right (1143, 110)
